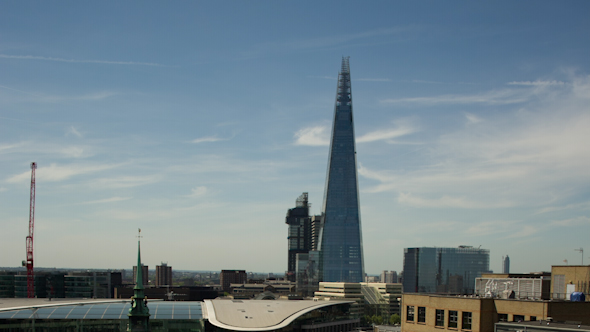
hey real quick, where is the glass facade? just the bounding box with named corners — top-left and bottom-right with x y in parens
top-left (403, 247), bottom-right (490, 294)
top-left (319, 57), bottom-right (364, 283)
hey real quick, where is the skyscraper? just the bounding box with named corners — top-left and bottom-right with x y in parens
top-left (319, 57), bottom-right (364, 282)
top-left (502, 255), bottom-right (510, 274)
top-left (403, 246), bottom-right (490, 294)
top-left (155, 263), bottom-right (172, 287)
top-left (285, 193), bottom-right (312, 282)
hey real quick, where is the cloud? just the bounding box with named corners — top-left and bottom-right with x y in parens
top-left (465, 113), bottom-right (483, 124)
top-left (381, 88), bottom-right (534, 105)
top-left (357, 122), bottom-right (417, 143)
top-left (0, 54), bottom-right (163, 66)
top-left (6, 163), bottom-right (121, 183)
top-left (82, 196), bottom-right (132, 204)
top-left (507, 80), bottom-right (565, 86)
top-left (357, 78), bottom-right (391, 82)
top-left (89, 175), bottom-right (159, 189)
top-left (294, 126), bottom-right (330, 146)
top-left (66, 126), bottom-right (83, 138)
top-left (550, 216), bottom-right (590, 227)
top-left (398, 192), bottom-right (512, 209)
top-left (190, 136), bottom-right (226, 144)
top-left (188, 186), bottom-right (208, 198)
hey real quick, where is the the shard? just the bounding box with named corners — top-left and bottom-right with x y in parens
top-left (319, 57), bottom-right (364, 282)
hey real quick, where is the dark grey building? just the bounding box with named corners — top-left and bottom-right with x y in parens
top-left (286, 193), bottom-right (312, 282)
top-left (319, 57), bottom-right (364, 283)
top-left (403, 246), bottom-right (490, 294)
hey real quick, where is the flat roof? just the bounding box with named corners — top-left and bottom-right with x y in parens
top-left (204, 299), bottom-right (354, 331)
top-left (0, 298), bottom-right (202, 320)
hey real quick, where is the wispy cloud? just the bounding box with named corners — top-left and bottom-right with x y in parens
top-left (67, 126), bottom-right (83, 138)
top-left (187, 186), bottom-right (208, 198)
top-left (190, 136), bottom-right (227, 144)
top-left (82, 196), bottom-right (132, 204)
top-left (357, 78), bottom-right (391, 82)
top-left (550, 216), bottom-right (590, 227)
top-left (6, 163), bottom-right (121, 183)
top-left (381, 88), bottom-right (534, 105)
top-left (294, 125), bottom-right (330, 146)
top-left (507, 80), bottom-right (565, 86)
top-left (398, 192), bottom-right (513, 209)
top-left (0, 54), bottom-right (163, 66)
top-left (89, 175), bottom-right (159, 189)
top-left (357, 122), bottom-right (417, 143)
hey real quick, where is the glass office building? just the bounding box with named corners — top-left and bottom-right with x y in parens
top-left (319, 57), bottom-right (364, 283)
top-left (403, 246), bottom-right (490, 294)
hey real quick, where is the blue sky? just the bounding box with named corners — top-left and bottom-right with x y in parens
top-left (1, 1), bottom-right (589, 275)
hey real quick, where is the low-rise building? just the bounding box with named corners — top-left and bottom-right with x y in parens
top-left (402, 293), bottom-right (590, 332)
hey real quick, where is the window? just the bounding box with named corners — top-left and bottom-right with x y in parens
top-left (513, 315), bottom-right (524, 322)
top-left (448, 310), bottom-right (458, 328)
top-left (498, 313), bottom-right (508, 322)
top-left (406, 305), bottom-right (415, 321)
top-left (530, 316), bottom-right (537, 321)
top-left (418, 307), bottom-right (426, 323)
top-left (436, 309), bottom-right (445, 327)
top-left (462, 312), bottom-right (472, 330)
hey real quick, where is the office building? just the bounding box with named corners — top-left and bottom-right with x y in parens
top-left (155, 263), bottom-right (172, 287)
top-left (285, 192), bottom-right (313, 282)
top-left (502, 255), bottom-right (510, 274)
top-left (381, 270), bottom-right (398, 284)
top-left (319, 57), bottom-right (364, 283)
top-left (220, 270), bottom-right (247, 293)
top-left (403, 246), bottom-right (490, 294)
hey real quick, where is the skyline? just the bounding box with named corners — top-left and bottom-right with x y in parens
top-left (1, 1), bottom-right (589, 274)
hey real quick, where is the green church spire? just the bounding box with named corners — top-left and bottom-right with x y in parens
top-left (128, 228), bottom-right (150, 332)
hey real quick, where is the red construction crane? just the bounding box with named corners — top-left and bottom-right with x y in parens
top-left (26, 162), bottom-right (36, 298)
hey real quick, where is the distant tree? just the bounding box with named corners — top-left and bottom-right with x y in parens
top-left (361, 315), bottom-right (371, 326)
top-left (372, 315), bottom-right (384, 325)
top-left (390, 313), bottom-right (401, 325)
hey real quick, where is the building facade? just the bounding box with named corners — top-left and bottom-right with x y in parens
top-left (403, 246), bottom-right (490, 294)
top-left (502, 255), bottom-right (510, 274)
top-left (319, 57), bottom-right (364, 283)
top-left (381, 270), bottom-right (398, 284)
top-left (155, 263), bottom-right (172, 287)
top-left (550, 265), bottom-right (590, 299)
top-left (286, 192), bottom-right (313, 282)
top-left (402, 293), bottom-right (590, 332)
top-left (133, 265), bottom-right (149, 287)
top-left (220, 270), bottom-right (247, 293)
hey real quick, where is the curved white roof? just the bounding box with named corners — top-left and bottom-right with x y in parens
top-left (203, 299), bottom-right (354, 331)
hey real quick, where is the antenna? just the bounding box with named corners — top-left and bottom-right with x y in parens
top-left (574, 248), bottom-right (583, 265)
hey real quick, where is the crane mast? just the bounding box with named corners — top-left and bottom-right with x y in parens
top-left (26, 162), bottom-right (36, 298)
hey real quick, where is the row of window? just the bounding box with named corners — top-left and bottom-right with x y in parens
top-left (406, 306), bottom-right (472, 330)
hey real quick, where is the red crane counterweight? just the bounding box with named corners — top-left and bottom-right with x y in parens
top-left (26, 162), bottom-right (36, 298)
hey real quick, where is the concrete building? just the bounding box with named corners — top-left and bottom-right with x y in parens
top-left (475, 272), bottom-right (551, 300)
top-left (155, 263), bottom-right (172, 287)
top-left (319, 57), bottom-right (364, 283)
top-left (133, 264), bottom-right (149, 287)
top-left (551, 265), bottom-right (590, 299)
top-left (402, 293), bottom-right (590, 332)
top-left (403, 246), bottom-right (490, 294)
top-left (381, 270), bottom-right (398, 284)
top-left (220, 270), bottom-right (247, 293)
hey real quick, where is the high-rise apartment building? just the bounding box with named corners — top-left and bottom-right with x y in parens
top-left (380, 270), bottom-right (398, 283)
top-left (133, 265), bottom-right (148, 287)
top-left (155, 263), bottom-right (172, 287)
top-left (220, 270), bottom-right (246, 293)
top-left (319, 57), bottom-right (364, 283)
top-left (403, 246), bottom-right (490, 294)
top-left (286, 193), bottom-right (312, 282)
